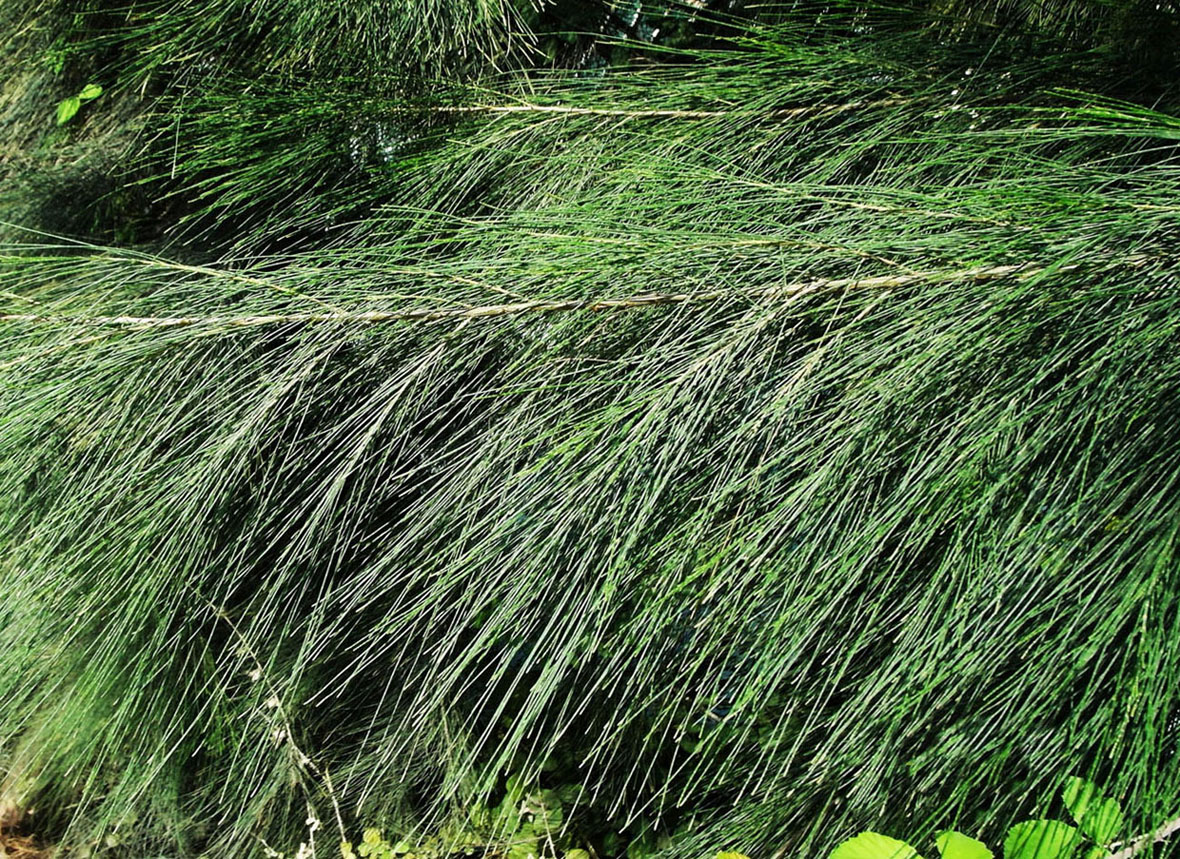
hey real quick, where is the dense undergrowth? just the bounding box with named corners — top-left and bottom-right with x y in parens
top-left (1, 1), bottom-right (1179, 858)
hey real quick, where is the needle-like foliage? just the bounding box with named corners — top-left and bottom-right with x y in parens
top-left (3, 0), bottom-right (535, 82)
top-left (1, 3), bottom-right (1179, 858)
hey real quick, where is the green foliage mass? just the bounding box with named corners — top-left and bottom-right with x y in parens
top-left (829, 776), bottom-right (1134, 858)
top-left (0, 1), bottom-right (1179, 858)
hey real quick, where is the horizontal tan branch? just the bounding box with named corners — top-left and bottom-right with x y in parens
top-left (407, 96), bottom-right (913, 120)
top-left (0, 263), bottom-right (1042, 332)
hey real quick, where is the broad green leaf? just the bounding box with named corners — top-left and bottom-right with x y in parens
top-left (830, 832), bottom-right (923, 859)
top-left (1080, 847), bottom-right (1109, 859)
top-left (1061, 777), bottom-right (1123, 844)
top-left (77, 83), bottom-right (103, 100)
top-left (495, 805), bottom-right (520, 833)
top-left (935, 830), bottom-right (993, 859)
top-left (555, 783), bottom-right (585, 804)
top-left (504, 774), bottom-right (525, 802)
top-left (716, 853), bottom-right (752, 859)
top-left (507, 825), bottom-right (539, 859)
top-left (531, 802), bottom-right (563, 828)
top-left (1061, 777), bottom-right (1096, 822)
top-left (467, 801), bottom-right (491, 829)
top-left (1079, 797), bottom-right (1122, 845)
top-left (55, 96), bottom-right (81, 125)
top-left (626, 837), bottom-right (654, 859)
top-left (1003, 820), bottom-right (1080, 859)
top-left (565, 851), bottom-right (591, 859)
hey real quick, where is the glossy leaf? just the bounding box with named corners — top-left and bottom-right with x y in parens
top-left (55, 96), bottom-right (81, 125)
top-left (1003, 820), bottom-right (1080, 859)
top-left (934, 830), bottom-right (993, 859)
top-left (1061, 777), bottom-right (1123, 844)
top-left (830, 832), bottom-right (923, 859)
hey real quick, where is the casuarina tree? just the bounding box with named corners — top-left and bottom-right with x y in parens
top-left (1, 2), bottom-right (1178, 857)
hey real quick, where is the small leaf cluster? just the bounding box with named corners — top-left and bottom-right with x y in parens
top-left (338, 774), bottom-right (591, 859)
top-left (340, 828), bottom-right (415, 859)
top-left (339, 762), bottom-right (708, 859)
top-left (55, 83), bottom-right (103, 126)
top-left (470, 774), bottom-right (580, 859)
top-left (829, 777), bottom-right (1124, 859)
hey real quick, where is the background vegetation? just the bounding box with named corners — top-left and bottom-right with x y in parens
top-left (0, 1), bottom-right (1178, 857)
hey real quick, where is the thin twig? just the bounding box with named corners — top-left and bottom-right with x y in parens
top-left (1108, 813), bottom-right (1180, 859)
top-left (403, 96), bottom-right (913, 121)
top-left (127, 257), bottom-right (345, 312)
top-left (206, 602), bottom-right (348, 846)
